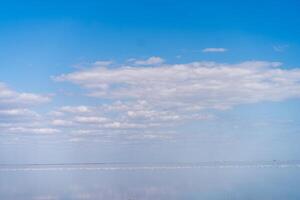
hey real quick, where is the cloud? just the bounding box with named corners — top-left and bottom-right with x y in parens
top-left (7, 127), bottom-right (60, 134)
top-left (60, 106), bottom-right (92, 113)
top-left (0, 109), bottom-right (38, 118)
top-left (72, 60), bottom-right (113, 69)
top-left (51, 119), bottom-right (73, 126)
top-left (202, 48), bottom-right (227, 53)
top-left (48, 104), bottom-right (165, 131)
top-left (0, 109), bottom-right (40, 124)
top-left (74, 116), bottom-right (109, 124)
top-left (41, 101), bottom-right (189, 142)
top-left (48, 99), bottom-right (212, 135)
top-left (55, 60), bottom-right (300, 112)
top-left (0, 82), bottom-right (53, 135)
top-left (93, 60), bottom-right (113, 66)
top-left (129, 56), bottom-right (165, 65)
top-left (4, 58), bottom-right (300, 140)
top-left (48, 59), bottom-right (300, 140)
top-left (0, 82), bottom-right (51, 106)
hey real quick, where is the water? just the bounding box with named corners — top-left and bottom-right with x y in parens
top-left (1, 162), bottom-right (300, 200)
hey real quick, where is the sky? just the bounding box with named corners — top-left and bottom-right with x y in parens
top-left (1, 0), bottom-right (300, 165)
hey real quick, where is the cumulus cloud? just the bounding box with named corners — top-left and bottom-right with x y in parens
top-left (41, 101), bottom-right (189, 142)
top-left (0, 109), bottom-right (38, 118)
top-left (0, 82), bottom-right (50, 106)
top-left (48, 99), bottom-right (213, 135)
top-left (54, 60), bottom-right (300, 112)
top-left (4, 58), bottom-right (300, 140)
top-left (0, 82), bottom-right (52, 135)
top-left (47, 59), bottom-right (300, 140)
top-left (202, 48), bottom-right (227, 53)
top-left (0, 109), bottom-right (40, 126)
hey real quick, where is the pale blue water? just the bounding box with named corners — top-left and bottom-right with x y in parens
top-left (1, 166), bottom-right (300, 200)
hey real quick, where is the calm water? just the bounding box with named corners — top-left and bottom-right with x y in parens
top-left (1, 165), bottom-right (300, 200)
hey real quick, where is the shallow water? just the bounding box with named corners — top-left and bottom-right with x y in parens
top-left (1, 164), bottom-right (300, 200)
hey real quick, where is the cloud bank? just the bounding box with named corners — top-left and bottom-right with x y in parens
top-left (3, 58), bottom-right (300, 141)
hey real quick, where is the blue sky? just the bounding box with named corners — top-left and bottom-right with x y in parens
top-left (1, 0), bottom-right (300, 164)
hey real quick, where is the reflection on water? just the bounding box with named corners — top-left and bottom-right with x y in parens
top-left (1, 165), bottom-right (300, 200)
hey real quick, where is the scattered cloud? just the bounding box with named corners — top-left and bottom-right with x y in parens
top-left (3, 58), bottom-right (300, 141)
top-left (202, 48), bottom-right (228, 53)
top-left (0, 82), bottom-right (50, 106)
top-left (129, 56), bottom-right (165, 65)
top-left (0, 82), bottom-right (52, 135)
top-left (7, 127), bottom-right (60, 134)
top-left (0, 109), bottom-right (38, 118)
top-left (48, 59), bottom-right (300, 140)
top-left (93, 60), bottom-right (113, 66)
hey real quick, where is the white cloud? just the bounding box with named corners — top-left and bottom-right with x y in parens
top-left (50, 59), bottom-right (300, 139)
top-left (6, 127), bottom-right (60, 134)
top-left (60, 106), bottom-right (92, 113)
top-left (0, 82), bottom-right (50, 106)
top-left (0, 109), bottom-right (38, 117)
top-left (55, 60), bottom-right (300, 112)
top-left (51, 119), bottom-right (73, 126)
top-left (74, 116), bottom-right (109, 124)
top-left (202, 48), bottom-right (227, 53)
top-left (130, 56), bottom-right (165, 65)
top-left (0, 82), bottom-right (52, 135)
top-left (93, 60), bottom-right (113, 66)
top-left (44, 100), bottom-right (186, 139)
top-left (4, 58), bottom-right (300, 141)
